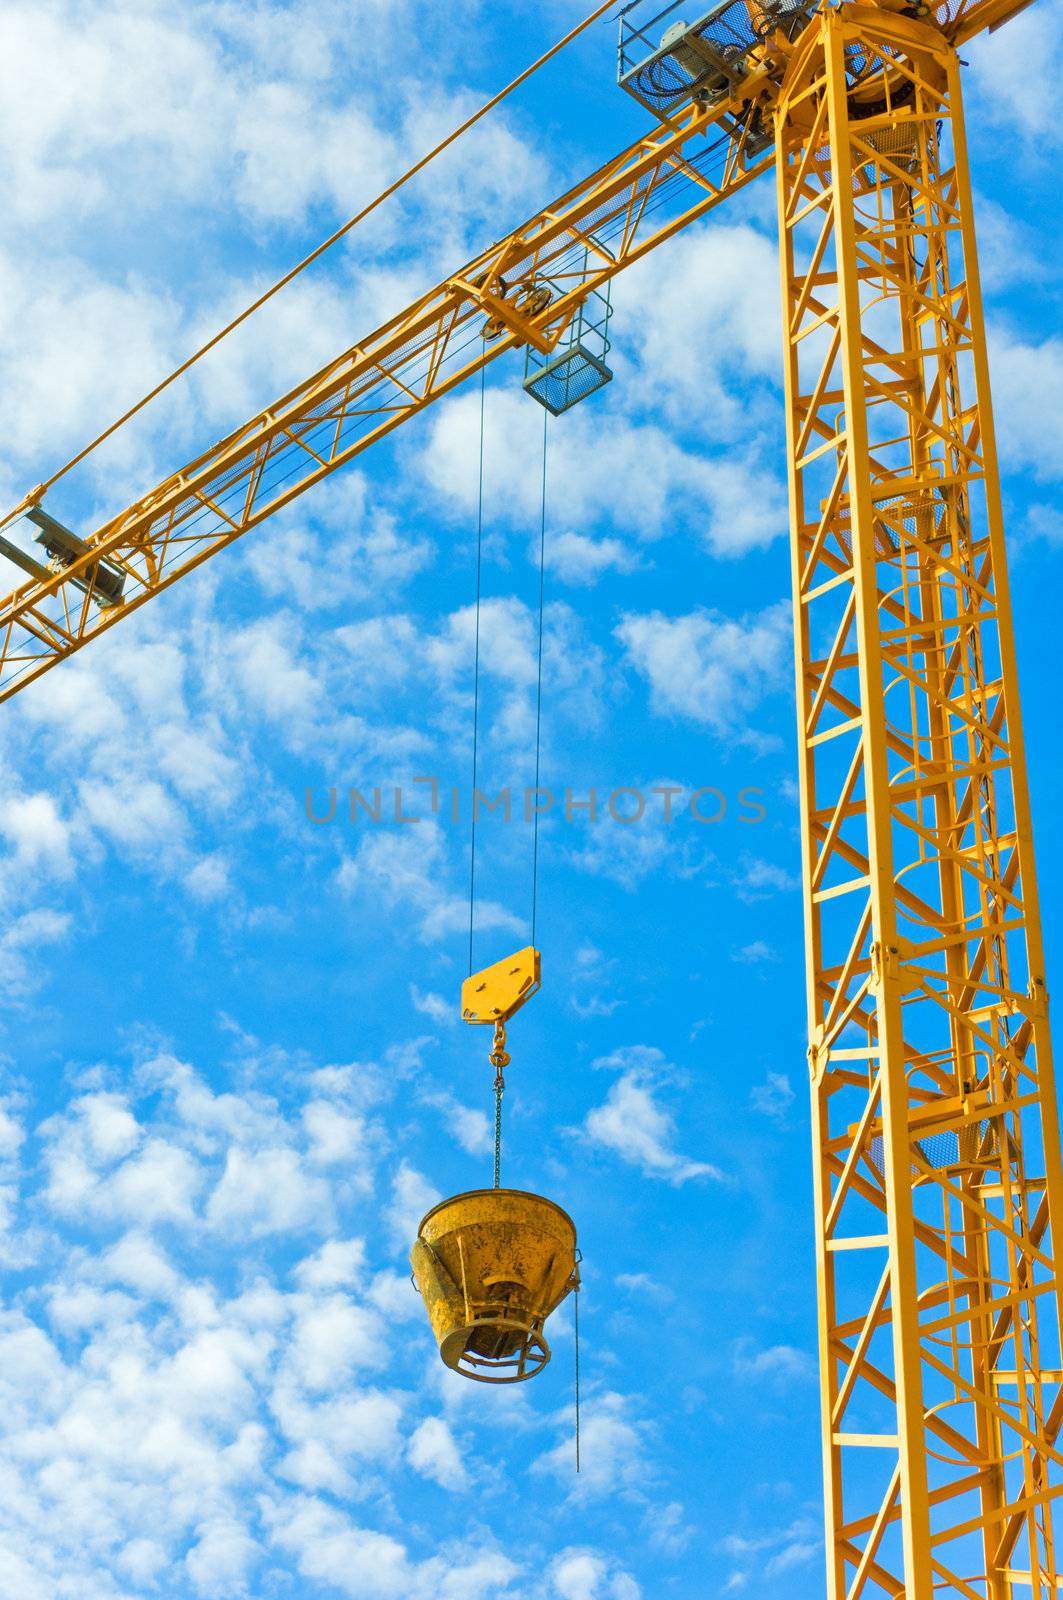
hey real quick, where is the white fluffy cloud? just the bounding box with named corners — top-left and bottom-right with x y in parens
top-left (419, 1088), bottom-right (492, 1157)
top-left (0, 0), bottom-right (553, 479)
top-left (244, 475), bottom-right (433, 614)
top-left (544, 530), bottom-right (640, 586)
top-left (550, 1549), bottom-right (641, 1600)
top-left (0, 906), bottom-right (72, 1000)
top-left (408, 1416), bottom-right (468, 1490)
top-left (619, 220), bottom-right (781, 433)
top-left (266, 1495), bottom-right (524, 1599)
top-left (40, 1091), bottom-right (204, 1226)
top-left (718, 1514), bottom-right (822, 1589)
top-left (732, 938), bottom-right (777, 964)
top-left (421, 388), bottom-right (785, 560)
top-left (733, 1337), bottom-right (816, 1386)
top-left (579, 1046), bottom-right (721, 1186)
top-left (749, 1072), bottom-right (795, 1122)
top-left (615, 601), bottom-right (791, 741)
top-left (967, 1), bottom-right (1063, 149)
top-left (386, 1160), bottom-right (441, 1252)
top-left (36, 1050), bottom-right (390, 1248)
top-left (207, 1146), bottom-right (332, 1237)
top-left (988, 328), bottom-right (1063, 482)
top-left (0, 790), bottom-right (74, 878)
top-left (338, 820), bottom-right (521, 945)
top-left (410, 986), bottom-right (453, 1025)
top-left (0, 1041), bottom-right (620, 1593)
top-left (535, 1392), bottom-right (649, 1502)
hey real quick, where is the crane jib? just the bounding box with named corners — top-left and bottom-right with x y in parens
top-left (0, 6), bottom-right (1060, 1594)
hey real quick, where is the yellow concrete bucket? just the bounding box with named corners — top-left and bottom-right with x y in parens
top-left (410, 1188), bottom-right (577, 1383)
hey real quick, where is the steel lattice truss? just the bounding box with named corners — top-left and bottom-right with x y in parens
top-left (0, 93), bottom-right (777, 702)
top-left (778, 11), bottom-right (1063, 1596)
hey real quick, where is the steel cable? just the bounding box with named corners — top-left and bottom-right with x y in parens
top-left (468, 363), bottom-right (487, 977)
top-left (3, 0), bottom-right (618, 523)
top-left (531, 406), bottom-right (548, 947)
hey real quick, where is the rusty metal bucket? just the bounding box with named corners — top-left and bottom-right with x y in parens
top-left (410, 1188), bottom-right (578, 1383)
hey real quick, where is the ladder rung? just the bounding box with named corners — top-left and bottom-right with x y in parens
top-left (833, 1432), bottom-right (898, 1448)
top-left (993, 1370), bottom-right (1063, 1386)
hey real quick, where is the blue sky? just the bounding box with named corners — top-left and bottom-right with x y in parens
top-left (0, 1), bottom-right (1061, 1595)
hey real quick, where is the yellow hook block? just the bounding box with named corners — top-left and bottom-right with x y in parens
top-left (461, 945), bottom-right (541, 1026)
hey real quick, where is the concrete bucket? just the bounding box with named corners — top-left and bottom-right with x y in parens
top-left (410, 1188), bottom-right (578, 1383)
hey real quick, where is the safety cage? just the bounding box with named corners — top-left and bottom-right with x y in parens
top-left (617, 0), bottom-right (810, 121)
top-left (523, 243), bottom-right (614, 416)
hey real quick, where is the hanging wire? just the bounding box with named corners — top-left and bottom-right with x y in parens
top-left (470, 397), bottom-right (549, 1188)
top-left (574, 1259), bottom-right (582, 1473)
top-left (531, 407), bottom-right (548, 946)
top-left (468, 364), bottom-right (487, 976)
top-left (3, 0), bottom-right (617, 525)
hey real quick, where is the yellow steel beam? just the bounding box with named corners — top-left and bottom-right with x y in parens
top-left (0, 0), bottom-right (1031, 707)
top-left (0, 88), bottom-right (775, 703)
top-left (778, 8), bottom-right (1063, 1596)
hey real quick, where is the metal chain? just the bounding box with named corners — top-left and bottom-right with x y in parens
top-left (493, 1081), bottom-right (503, 1189)
top-left (490, 1019), bottom-right (509, 1189)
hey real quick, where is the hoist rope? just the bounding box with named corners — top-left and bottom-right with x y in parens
top-left (71, 126), bottom-right (721, 568)
top-left (470, 391), bottom-right (550, 1191)
top-left (574, 1264), bottom-right (582, 1473)
top-left (531, 408), bottom-right (548, 947)
top-left (468, 363), bottom-right (487, 977)
top-left (14, 0), bottom-right (617, 516)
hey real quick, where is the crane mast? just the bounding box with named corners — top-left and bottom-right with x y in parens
top-left (779, 8), bottom-right (1063, 1593)
top-left (0, 3), bottom-right (1059, 1594)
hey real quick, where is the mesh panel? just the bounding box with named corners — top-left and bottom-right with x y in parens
top-left (834, 492), bottom-right (949, 560)
top-left (622, 0), bottom-right (810, 108)
top-left (870, 1120), bottom-right (993, 1175)
top-left (834, 502), bottom-right (900, 559)
top-left (863, 123), bottom-right (919, 170)
top-left (878, 491), bottom-right (948, 545)
top-left (523, 346), bottom-right (613, 416)
top-left (619, 0), bottom-right (964, 130)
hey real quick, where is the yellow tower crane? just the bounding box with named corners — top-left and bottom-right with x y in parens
top-left (1, 0), bottom-right (1059, 1593)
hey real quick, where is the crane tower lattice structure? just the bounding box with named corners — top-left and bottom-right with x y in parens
top-left (0, 2), bottom-right (1060, 1593)
top-left (780, 11), bottom-right (1063, 1593)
